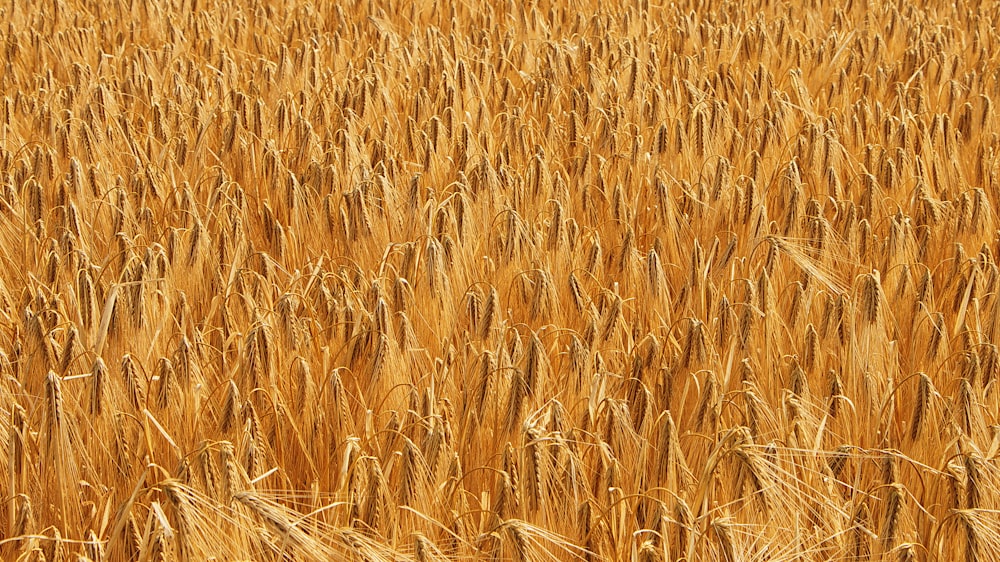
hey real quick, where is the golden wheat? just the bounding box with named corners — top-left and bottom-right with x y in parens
top-left (3, 0), bottom-right (1000, 560)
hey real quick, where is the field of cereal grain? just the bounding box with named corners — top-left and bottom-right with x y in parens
top-left (2, 0), bottom-right (1000, 560)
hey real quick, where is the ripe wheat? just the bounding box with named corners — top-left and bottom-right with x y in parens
top-left (2, 0), bottom-right (1000, 560)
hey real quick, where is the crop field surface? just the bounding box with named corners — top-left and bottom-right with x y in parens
top-left (1, 0), bottom-right (1000, 560)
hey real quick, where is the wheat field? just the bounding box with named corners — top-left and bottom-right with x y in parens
top-left (1, 0), bottom-right (999, 560)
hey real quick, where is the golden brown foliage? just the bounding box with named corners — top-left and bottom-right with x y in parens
top-left (2, 0), bottom-right (1000, 560)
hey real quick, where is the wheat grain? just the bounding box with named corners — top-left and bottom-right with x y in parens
top-left (1, 2), bottom-right (999, 560)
